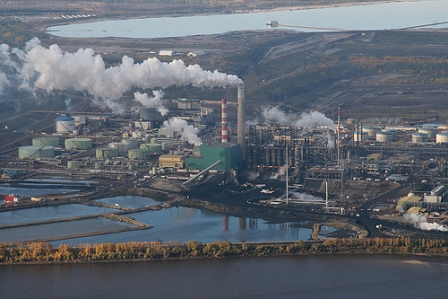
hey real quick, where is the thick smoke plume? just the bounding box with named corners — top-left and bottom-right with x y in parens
top-left (134, 90), bottom-right (168, 116)
top-left (404, 212), bottom-right (448, 231)
top-left (162, 117), bottom-right (202, 146)
top-left (261, 106), bottom-right (336, 132)
top-left (0, 38), bottom-right (242, 112)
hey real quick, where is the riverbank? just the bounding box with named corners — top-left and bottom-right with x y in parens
top-left (1, 236), bottom-right (447, 265)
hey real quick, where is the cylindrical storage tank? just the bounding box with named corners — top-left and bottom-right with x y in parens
top-left (19, 146), bottom-right (55, 159)
top-left (383, 129), bottom-right (397, 140)
top-left (353, 131), bottom-right (368, 142)
top-left (32, 137), bottom-right (60, 147)
top-left (128, 149), bottom-right (152, 160)
top-left (67, 161), bottom-right (80, 169)
top-left (436, 131), bottom-right (448, 144)
top-left (109, 142), bottom-right (130, 155)
top-left (412, 132), bottom-right (428, 143)
top-left (65, 138), bottom-right (92, 150)
top-left (123, 139), bottom-right (138, 149)
top-left (362, 127), bottom-right (380, 139)
top-left (376, 132), bottom-right (393, 143)
top-left (96, 147), bottom-right (119, 159)
top-left (152, 166), bottom-right (157, 175)
top-left (140, 143), bottom-right (162, 154)
top-left (56, 116), bottom-right (75, 134)
top-left (419, 128), bottom-right (438, 139)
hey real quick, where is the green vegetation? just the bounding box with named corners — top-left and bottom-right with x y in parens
top-left (1, 237), bottom-right (448, 264)
top-left (0, 23), bottom-right (36, 48)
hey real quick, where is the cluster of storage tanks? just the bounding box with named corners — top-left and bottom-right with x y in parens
top-left (358, 124), bottom-right (448, 144)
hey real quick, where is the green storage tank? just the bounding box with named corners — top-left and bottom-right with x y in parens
top-left (128, 149), bottom-right (152, 160)
top-left (65, 138), bottom-right (92, 150)
top-left (19, 146), bottom-right (55, 159)
top-left (96, 147), bottom-right (119, 159)
top-left (32, 137), bottom-right (60, 147)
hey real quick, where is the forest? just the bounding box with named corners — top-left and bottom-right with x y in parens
top-left (1, 237), bottom-right (447, 264)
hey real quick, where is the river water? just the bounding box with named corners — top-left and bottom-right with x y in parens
top-left (2, 254), bottom-right (447, 298)
top-left (47, 0), bottom-right (448, 39)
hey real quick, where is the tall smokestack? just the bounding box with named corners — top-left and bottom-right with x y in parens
top-left (337, 107), bottom-right (341, 166)
top-left (237, 82), bottom-right (245, 159)
top-left (221, 98), bottom-right (228, 143)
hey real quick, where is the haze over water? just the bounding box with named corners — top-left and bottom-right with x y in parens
top-left (47, 0), bottom-right (448, 39)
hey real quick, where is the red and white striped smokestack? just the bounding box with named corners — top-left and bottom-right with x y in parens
top-left (221, 98), bottom-right (228, 143)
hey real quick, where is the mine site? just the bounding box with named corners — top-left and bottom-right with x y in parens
top-left (1, 0), bottom-right (448, 246)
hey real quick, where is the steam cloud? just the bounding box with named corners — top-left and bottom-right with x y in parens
top-left (404, 212), bottom-right (448, 232)
top-left (261, 106), bottom-right (337, 132)
top-left (290, 192), bottom-right (324, 202)
top-left (0, 38), bottom-right (242, 112)
top-left (134, 90), bottom-right (168, 116)
top-left (162, 117), bottom-right (202, 146)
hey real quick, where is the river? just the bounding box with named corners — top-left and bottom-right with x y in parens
top-left (47, 0), bottom-right (448, 39)
top-left (2, 254), bottom-right (447, 298)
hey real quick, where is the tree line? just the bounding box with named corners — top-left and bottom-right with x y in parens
top-left (1, 237), bottom-right (448, 264)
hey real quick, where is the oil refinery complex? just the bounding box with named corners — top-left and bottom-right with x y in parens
top-left (2, 82), bottom-right (448, 238)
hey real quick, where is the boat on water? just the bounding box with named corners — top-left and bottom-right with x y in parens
top-left (266, 20), bottom-right (279, 27)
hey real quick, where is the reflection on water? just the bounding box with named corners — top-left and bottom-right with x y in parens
top-left (0, 195), bottom-right (336, 245)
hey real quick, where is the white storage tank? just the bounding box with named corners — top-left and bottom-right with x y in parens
top-left (353, 131), bottom-right (368, 142)
top-left (376, 132), bottom-right (392, 143)
top-left (383, 129), bottom-right (397, 140)
top-left (362, 126), bottom-right (380, 139)
top-left (56, 116), bottom-right (75, 134)
top-left (65, 138), bottom-right (92, 150)
top-left (419, 128), bottom-right (438, 138)
top-left (436, 131), bottom-right (448, 144)
top-left (412, 132), bottom-right (428, 143)
top-left (19, 146), bottom-right (55, 159)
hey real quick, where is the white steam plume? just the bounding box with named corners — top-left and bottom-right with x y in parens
top-left (162, 117), bottom-right (201, 146)
top-left (0, 73), bottom-right (9, 94)
top-left (134, 90), bottom-right (168, 116)
top-left (1, 38), bottom-right (242, 111)
top-left (262, 106), bottom-right (337, 132)
top-left (290, 192), bottom-right (324, 202)
top-left (404, 212), bottom-right (448, 231)
top-left (325, 133), bottom-right (335, 148)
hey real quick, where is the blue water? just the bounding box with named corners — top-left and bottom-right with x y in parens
top-left (47, 0), bottom-right (448, 39)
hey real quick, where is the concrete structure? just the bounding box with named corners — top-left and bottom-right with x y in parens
top-left (56, 116), bottom-right (75, 134)
top-left (412, 132), bottom-right (428, 143)
top-left (185, 143), bottom-right (241, 172)
top-left (424, 185), bottom-right (448, 203)
top-left (64, 138), bottom-right (92, 150)
top-left (96, 147), bottom-right (119, 159)
top-left (187, 50), bottom-right (205, 58)
top-left (19, 146), bottom-right (55, 159)
top-left (159, 154), bottom-right (184, 169)
top-left (237, 83), bottom-right (245, 159)
top-left (159, 50), bottom-right (174, 56)
top-left (32, 137), bottom-right (60, 147)
top-left (178, 98), bottom-right (200, 110)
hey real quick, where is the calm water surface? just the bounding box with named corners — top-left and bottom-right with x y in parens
top-left (47, 0), bottom-right (448, 39)
top-left (2, 254), bottom-right (447, 299)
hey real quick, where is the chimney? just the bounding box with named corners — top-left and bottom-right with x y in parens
top-left (221, 98), bottom-right (228, 143)
top-left (237, 82), bottom-right (245, 159)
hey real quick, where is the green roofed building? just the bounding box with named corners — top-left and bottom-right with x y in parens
top-left (185, 143), bottom-right (241, 172)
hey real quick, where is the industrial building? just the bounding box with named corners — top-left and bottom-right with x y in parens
top-left (185, 143), bottom-right (241, 172)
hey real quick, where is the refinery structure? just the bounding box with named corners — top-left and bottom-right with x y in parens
top-left (1, 41), bottom-right (448, 239)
